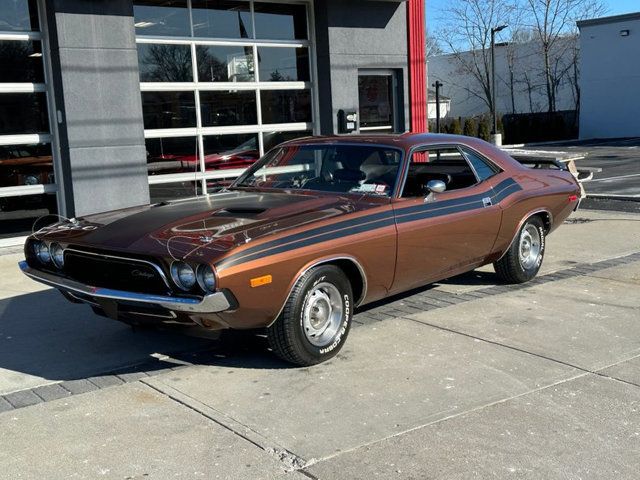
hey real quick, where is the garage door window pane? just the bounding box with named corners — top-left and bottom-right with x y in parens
top-left (146, 136), bottom-right (199, 175)
top-left (0, 0), bottom-right (39, 32)
top-left (191, 0), bottom-right (253, 39)
top-left (254, 3), bottom-right (307, 40)
top-left (0, 40), bottom-right (44, 83)
top-left (260, 90), bottom-right (311, 124)
top-left (133, 0), bottom-right (190, 37)
top-left (263, 130), bottom-right (312, 152)
top-left (196, 45), bottom-right (254, 82)
top-left (203, 133), bottom-right (259, 171)
top-left (0, 143), bottom-right (52, 188)
top-left (0, 93), bottom-right (49, 135)
top-left (150, 181), bottom-right (203, 204)
top-left (138, 44), bottom-right (193, 82)
top-left (142, 91), bottom-right (196, 129)
top-left (200, 91), bottom-right (257, 127)
top-left (258, 47), bottom-right (309, 82)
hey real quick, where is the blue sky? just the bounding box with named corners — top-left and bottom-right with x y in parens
top-left (426, 0), bottom-right (640, 33)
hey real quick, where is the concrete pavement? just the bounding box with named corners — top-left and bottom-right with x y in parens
top-left (0, 208), bottom-right (639, 478)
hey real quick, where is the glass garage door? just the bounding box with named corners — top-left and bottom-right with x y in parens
top-left (0, 0), bottom-right (57, 241)
top-left (133, 0), bottom-right (316, 203)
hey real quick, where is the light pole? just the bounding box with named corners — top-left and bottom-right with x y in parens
top-left (432, 81), bottom-right (443, 133)
top-left (491, 24), bottom-right (508, 144)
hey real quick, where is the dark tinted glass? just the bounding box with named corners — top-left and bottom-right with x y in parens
top-left (203, 134), bottom-right (259, 171)
top-left (0, 0), bottom-right (39, 31)
top-left (0, 40), bottom-right (44, 83)
top-left (150, 182), bottom-right (204, 203)
top-left (199, 90), bottom-right (257, 127)
top-left (141, 91), bottom-right (196, 129)
top-left (254, 2), bottom-right (307, 40)
top-left (258, 47), bottom-right (309, 82)
top-left (359, 75), bottom-right (393, 130)
top-left (133, 0), bottom-right (190, 37)
top-left (462, 148), bottom-right (500, 181)
top-left (0, 143), bottom-right (52, 188)
top-left (0, 93), bottom-right (49, 135)
top-left (191, 0), bottom-right (252, 39)
top-left (263, 130), bottom-right (312, 151)
top-left (260, 90), bottom-right (311, 124)
top-left (196, 45), bottom-right (254, 82)
top-left (138, 44), bottom-right (192, 82)
top-left (146, 136), bottom-right (199, 175)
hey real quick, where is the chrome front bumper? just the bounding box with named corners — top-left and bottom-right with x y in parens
top-left (19, 261), bottom-right (233, 314)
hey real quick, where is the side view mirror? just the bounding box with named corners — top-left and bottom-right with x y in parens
top-left (426, 180), bottom-right (446, 194)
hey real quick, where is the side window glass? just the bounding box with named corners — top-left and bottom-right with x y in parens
top-left (402, 147), bottom-right (478, 197)
top-left (462, 148), bottom-right (501, 181)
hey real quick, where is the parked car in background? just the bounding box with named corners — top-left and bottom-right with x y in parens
top-left (20, 134), bottom-right (580, 366)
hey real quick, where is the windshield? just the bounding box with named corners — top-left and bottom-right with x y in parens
top-left (233, 144), bottom-right (403, 197)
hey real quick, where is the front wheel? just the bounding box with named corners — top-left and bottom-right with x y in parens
top-left (267, 265), bottom-right (353, 366)
top-left (494, 216), bottom-right (546, 284)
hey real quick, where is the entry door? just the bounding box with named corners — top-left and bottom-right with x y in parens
top-left (358, 70), bottom-right (399, 133)
top-left (391, 146), bottom-right (503, 293)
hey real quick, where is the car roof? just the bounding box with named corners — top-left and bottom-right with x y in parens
top-left (280, 133), bottom-right (485, 151)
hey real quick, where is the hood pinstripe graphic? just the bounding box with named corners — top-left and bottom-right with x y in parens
top-left (216, 178), bottom-right (522, 270)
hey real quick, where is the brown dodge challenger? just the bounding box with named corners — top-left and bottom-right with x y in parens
top-left (20, 134), bottom-right (580, 366)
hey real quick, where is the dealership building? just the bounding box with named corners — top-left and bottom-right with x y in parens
top-left (0, 0), bottom-right (427, 243)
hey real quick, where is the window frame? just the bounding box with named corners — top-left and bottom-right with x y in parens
top-left (397, 143), bottom-right (500, 199)
top-left (0, 1), bottom-right (59, 204)
top-left (135, 0), bottom-right (318, 196)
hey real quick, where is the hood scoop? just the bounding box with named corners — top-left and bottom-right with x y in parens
top-left (215, 207), bottom-right (267, 217)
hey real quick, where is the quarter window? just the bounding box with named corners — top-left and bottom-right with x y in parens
top-left (461, 147), bottom-right (501, 181)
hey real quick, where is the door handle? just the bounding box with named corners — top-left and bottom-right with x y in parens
top-left (482, 197), bottom-right (493, 207)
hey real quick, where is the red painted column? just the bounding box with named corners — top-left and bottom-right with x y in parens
top-left (407, 0), bottom-right (427, 132)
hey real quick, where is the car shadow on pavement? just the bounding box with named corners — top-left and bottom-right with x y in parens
top-left (0, 289), bottom-right (293, 392)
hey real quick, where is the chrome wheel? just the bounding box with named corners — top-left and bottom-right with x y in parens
top-left (302, 282), bottom-right (344, 347)
top-left (519, 224), bottom-right (541, 269)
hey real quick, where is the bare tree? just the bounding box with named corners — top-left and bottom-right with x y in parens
top-left (522, 0), bottom-right (607, 112)
top-left (436, 0), bottom-right (517, 113)
top-left (426, 29), bottom-right (443, 57)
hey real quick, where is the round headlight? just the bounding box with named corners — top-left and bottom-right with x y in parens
top-left (171, 261), bottom-right (196, 290)
top-left (33, 241), bottom-right (51, 264)
top-left (50, 243), bottom-right (64, 268)
top-left (196, 264), bottom-right (217, 293)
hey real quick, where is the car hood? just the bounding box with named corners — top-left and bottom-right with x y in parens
top-left (61, 190), bottom-right (380, 261)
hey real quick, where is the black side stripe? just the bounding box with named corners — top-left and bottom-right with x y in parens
top-left (216, 178), bottom-right (523, 270)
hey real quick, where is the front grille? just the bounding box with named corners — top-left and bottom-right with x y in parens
top-left (64, 250), bottom-right (170, 295)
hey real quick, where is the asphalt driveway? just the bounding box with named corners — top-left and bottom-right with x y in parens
top-left (1, 208), bottom-right (639, 479)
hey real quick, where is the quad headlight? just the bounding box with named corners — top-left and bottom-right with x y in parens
top-left (170, 261), bottom-right (197, 291)
top-left (33, 241), bottom-right (51, 264)
top-left (196, 264), bottom-right (217, 293)
top-left (50, 242), bottom-right (64, 268)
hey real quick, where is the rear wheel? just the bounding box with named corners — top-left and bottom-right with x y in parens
top-left (267, 265), bottom-right (353, 366)
top-left (494, 216), bottom-right (546, 284)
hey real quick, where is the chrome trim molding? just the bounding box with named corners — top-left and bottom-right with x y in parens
top-left (497, 209), bottom-right (553, 261)
top-left (19, 261), bottom-right (233, 314)
top-left (267, 255), bottom-right (369, 327)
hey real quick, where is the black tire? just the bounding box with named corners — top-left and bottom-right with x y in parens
top-left (494, 216), bottom-right (546, 284)
top-left (267, 265), bottom-right (353, 366)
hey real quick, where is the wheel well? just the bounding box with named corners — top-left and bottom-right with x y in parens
top-left (326, 259), bottom-right (366, 305)
top-left (532, 211), bottom-right (552, 233)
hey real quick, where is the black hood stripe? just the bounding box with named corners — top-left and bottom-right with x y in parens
top-left (216, 178), bottom-right (522, 270)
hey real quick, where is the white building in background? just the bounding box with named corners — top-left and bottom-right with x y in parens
top-left (427, 88), bottom-right (451, 119)
top-left (427, 38), bottom-right (578, 118)
top-left (578, 12), bottom-right (640, 139)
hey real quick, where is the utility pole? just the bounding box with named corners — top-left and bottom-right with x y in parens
top-left (432, 81), bottom-right (443, 133)
top-left (491, 24), bottom-right (508, 145)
